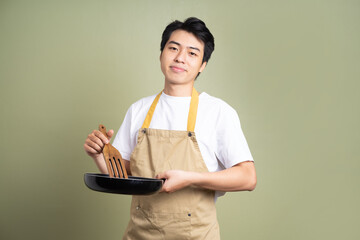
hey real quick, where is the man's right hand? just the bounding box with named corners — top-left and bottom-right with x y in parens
top-left (83, 129), bottom-right (114, 159)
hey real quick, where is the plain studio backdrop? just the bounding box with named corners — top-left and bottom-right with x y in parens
top-left (1, 0), bottom-right (359, 239)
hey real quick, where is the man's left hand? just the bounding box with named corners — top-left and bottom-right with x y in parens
top-left (156, 170), bottom-right (195, 193)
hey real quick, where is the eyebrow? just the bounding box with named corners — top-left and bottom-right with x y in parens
top-left (168, 41), bottom-right (201, 52)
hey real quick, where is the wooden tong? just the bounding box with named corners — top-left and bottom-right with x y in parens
top-left (99, 124), bottom-right (128, 179)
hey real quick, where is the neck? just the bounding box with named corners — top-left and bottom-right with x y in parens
top-left (163, 82), bottom-right (194, 97)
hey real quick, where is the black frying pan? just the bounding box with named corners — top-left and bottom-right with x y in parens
top-left (84, 173), bottom-right (164, 195)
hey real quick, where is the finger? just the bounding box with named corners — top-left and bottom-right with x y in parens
top-left (85, 138), bottom-right (103, 153)
top-left (93, 130), bottom-right (109, 144)
top-left (160, 181), bottom-right (172, 193)
top-left (107, 129), bottom-right (114, 140)
top-left (87, 133), bottom-right (105, 148)
top-left (159, 181), bottom-right (167, 193)
top-left (84, 143), bottom-right (100, 155)
top-left (155, 172), bottom-right (167, 179)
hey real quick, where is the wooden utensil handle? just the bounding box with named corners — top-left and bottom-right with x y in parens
top-left (99, 124), bottom-right (108, 138)
top-left (98, 124), bottom-right (114, 177)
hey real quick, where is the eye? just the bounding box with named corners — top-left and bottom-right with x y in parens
top-left (169, 47), bottom-right (178, 51)
top-left (189, 52), bottom-right (197, 57)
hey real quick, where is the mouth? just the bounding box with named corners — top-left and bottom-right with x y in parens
top-left (170, 66), bottom-right (186, 72)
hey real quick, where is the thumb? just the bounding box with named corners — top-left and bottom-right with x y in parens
top-left (107, 129), bottom-right (114, 139)
top-left (155, 172), bottom-right (167, 179)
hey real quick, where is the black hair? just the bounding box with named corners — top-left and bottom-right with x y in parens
top-left (160, 17), bottom-right (215, 64)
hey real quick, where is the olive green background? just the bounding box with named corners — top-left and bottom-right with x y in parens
top-left (1, 0), bottom-right (359, 239)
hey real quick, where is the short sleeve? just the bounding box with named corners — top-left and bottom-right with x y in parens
top-left (215, 104), bottom-right (254, 169)
top-left (112, 105), bottom-right (136, 161)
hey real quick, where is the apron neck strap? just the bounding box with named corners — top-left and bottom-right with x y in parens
top-left (141, 87), bottom-right (199, 132)
top-left (187, 88), bottom-right (199, 132)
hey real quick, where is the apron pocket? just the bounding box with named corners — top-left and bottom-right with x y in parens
top-left (154, 212), bottom-right (191, 240)
top-left (124, 207), bottom-right (162, 240)
top-left (137, 207), bottom-right (191, 240)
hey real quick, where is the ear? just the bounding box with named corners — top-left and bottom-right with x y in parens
top-left (199, 61), bottom-right (207, 73)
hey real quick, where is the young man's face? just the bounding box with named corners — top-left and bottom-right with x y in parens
top-left (160, 30), bottom-right (207, 87)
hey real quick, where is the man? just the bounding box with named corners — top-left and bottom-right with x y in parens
top-left (84, 17), bottom-right (256, 240)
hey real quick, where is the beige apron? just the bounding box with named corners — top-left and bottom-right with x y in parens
top-left (122, 88), bottom-right (220, 240)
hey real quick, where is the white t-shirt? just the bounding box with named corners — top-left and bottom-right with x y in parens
top-left (113, 91), bottom-right (254, 198)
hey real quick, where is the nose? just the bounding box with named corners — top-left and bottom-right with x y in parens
top-left (174, 49), bottom-right (186, 63)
